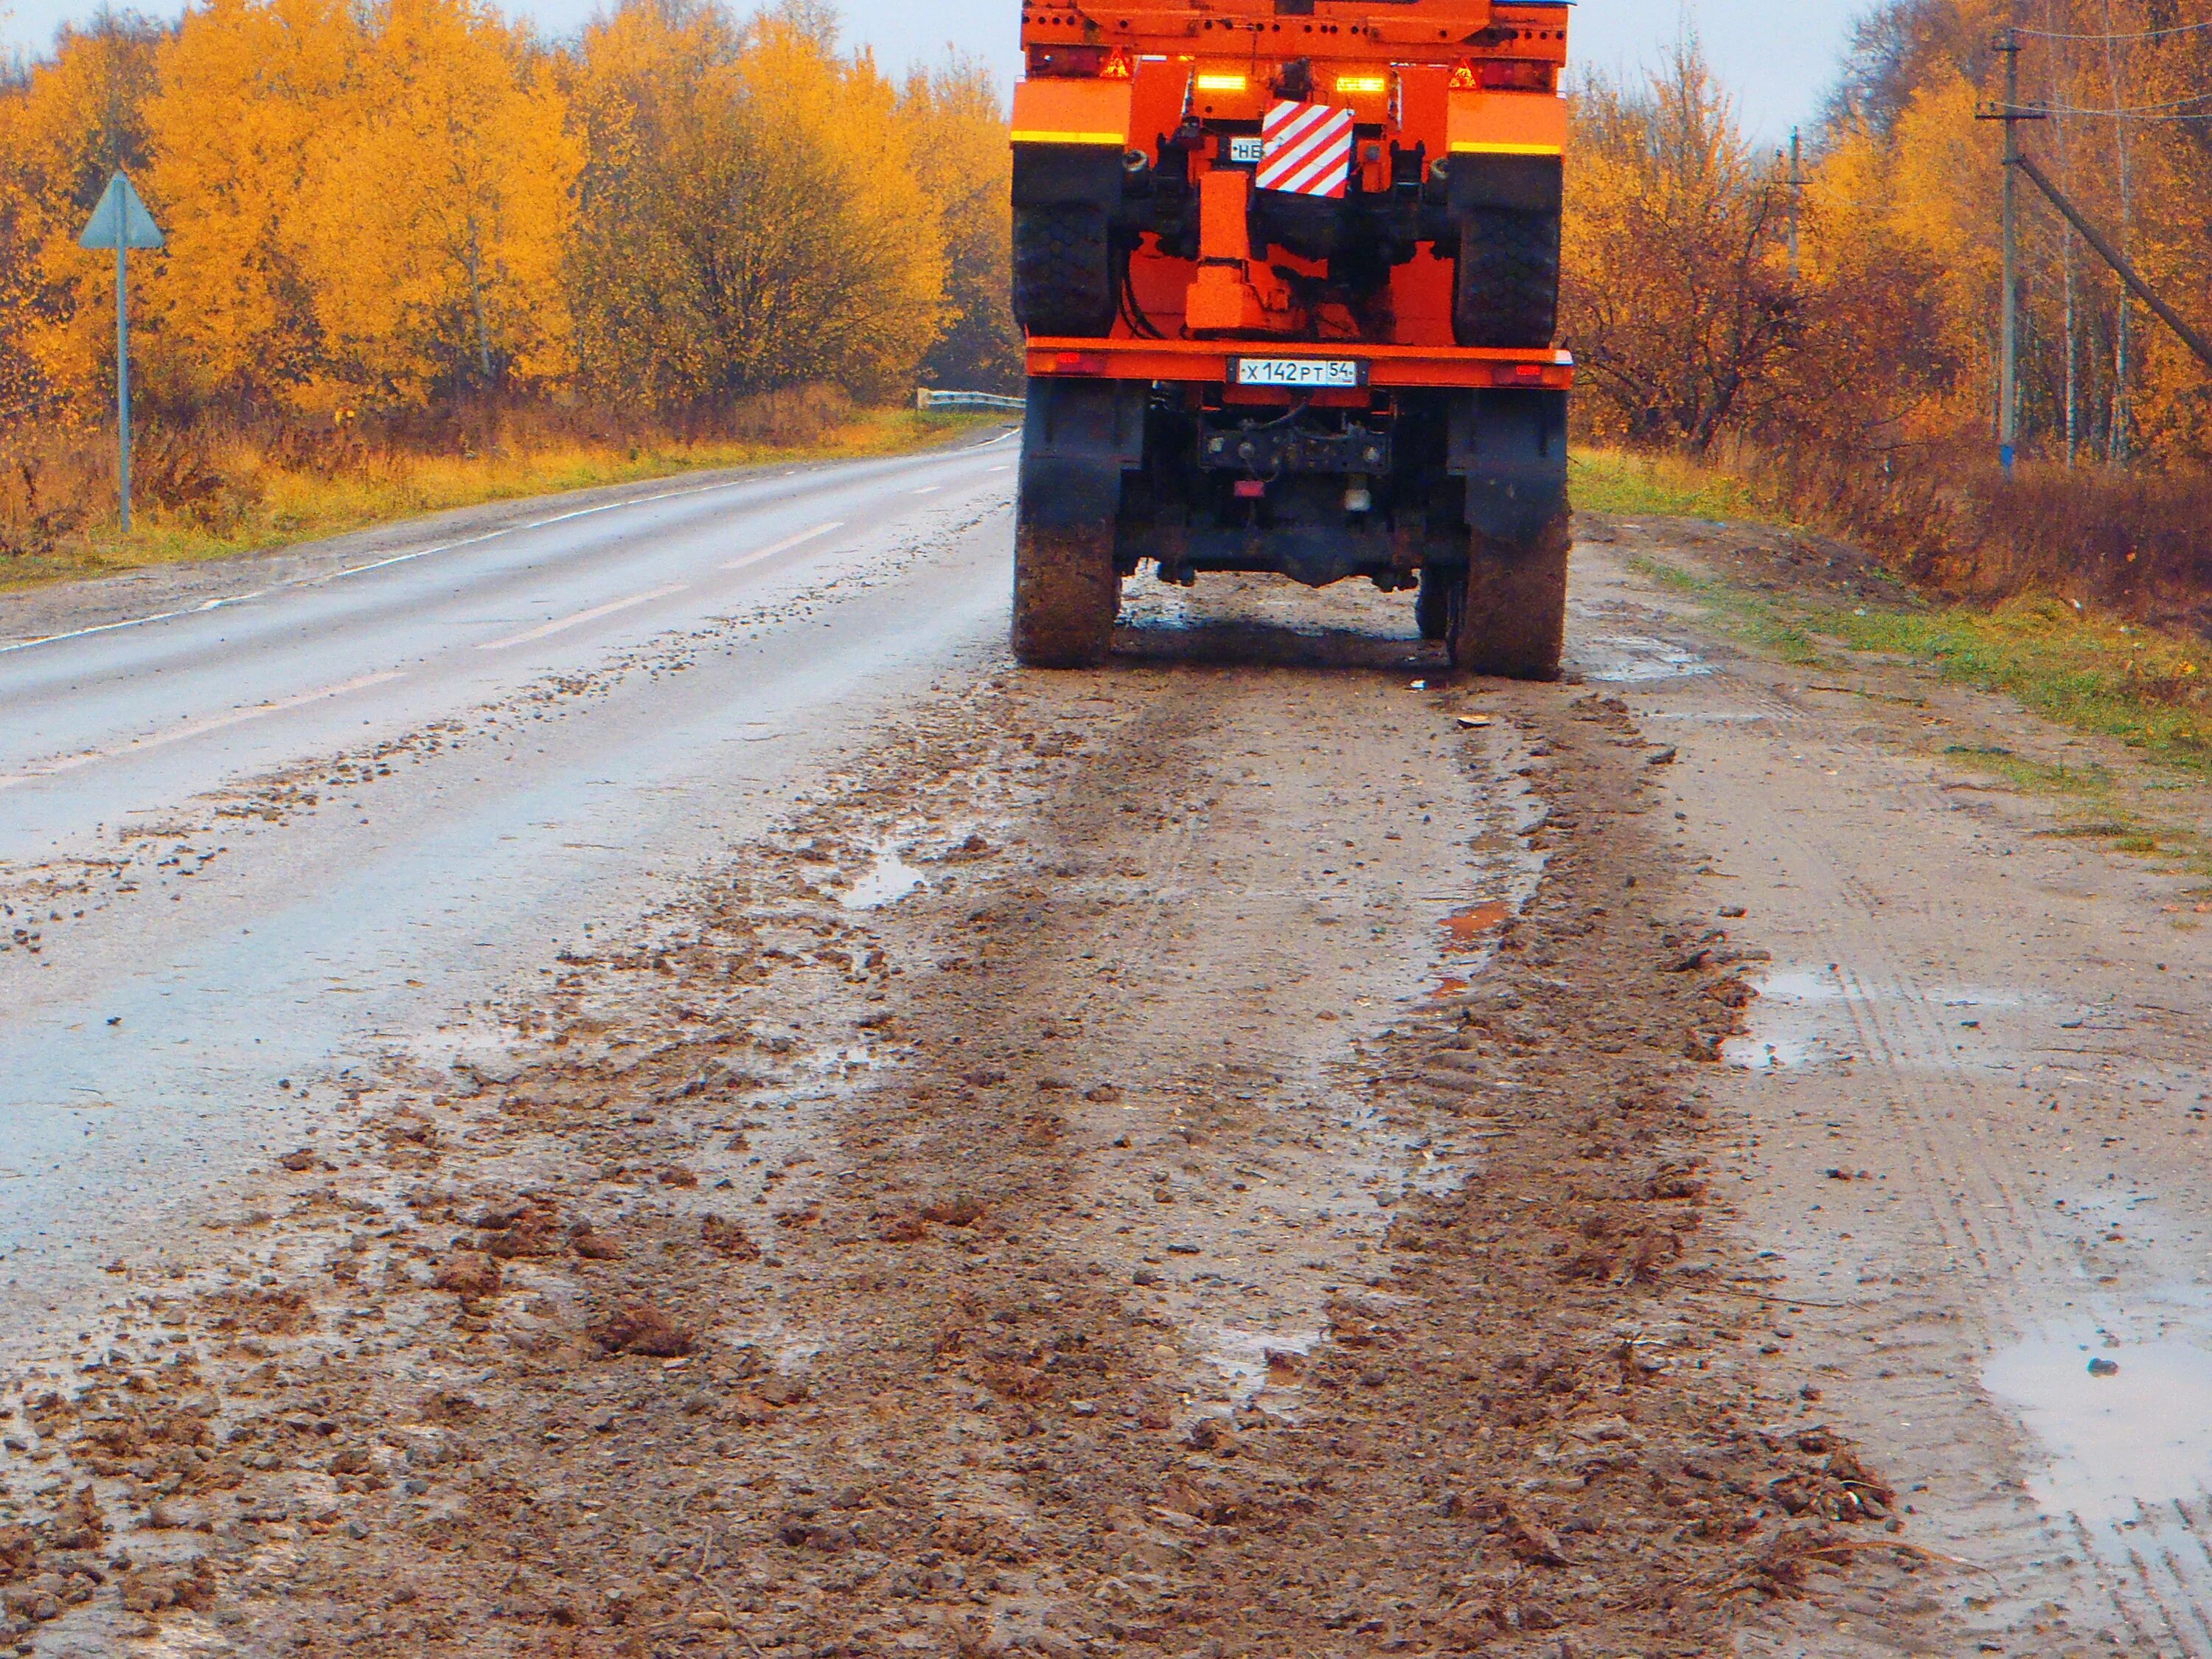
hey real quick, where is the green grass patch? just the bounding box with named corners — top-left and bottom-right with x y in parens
top-left (1819, 597), bottom-right (2212, 779)
top-left (1626, 552), bottom-right (1823, 664)
top-left (1570, 448), bottom-right (1775, 522)
top-left (1939, 743), bottom-right (2118, 799)
top-left (1632, 544), bottom-right (2212, 779)
top-left (3, 408), bottom-right (998, 594)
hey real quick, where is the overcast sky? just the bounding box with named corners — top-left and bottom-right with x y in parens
top-left (1, 0), bottom-right (1864, 147)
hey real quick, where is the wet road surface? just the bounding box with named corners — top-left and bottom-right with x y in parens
top-left (0, 434), bottom-right (1016, 1340)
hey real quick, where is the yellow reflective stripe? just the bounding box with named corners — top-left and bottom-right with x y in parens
top-left (1449, 140), bottom-right (1564, 154)
top-left (1012, 130), bottom-right (1128, 145)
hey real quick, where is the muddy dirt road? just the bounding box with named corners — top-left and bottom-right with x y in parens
top-left (2, 479), bottom-right (2208, 1658)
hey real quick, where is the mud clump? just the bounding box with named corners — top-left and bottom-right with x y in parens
top-left (588, 1302), bottom-right (696, 1358)
top-left (430, 1251), bottom-right (502, 1299)
top-left (119, 1557), bottom-right (215, 1614)
top-left (700, 1214), bottom-right (760, 1259)
top-left (568, 1222), bottom-right (623, 1260)
top-left (477, 1203), bottom-right (561, 1259)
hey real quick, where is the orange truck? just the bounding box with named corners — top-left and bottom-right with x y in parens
top-left (1007, 0), bottom-right (1572, 675)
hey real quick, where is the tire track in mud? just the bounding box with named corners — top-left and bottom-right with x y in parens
top-left (0, 593), bottom-right (1939, 1657)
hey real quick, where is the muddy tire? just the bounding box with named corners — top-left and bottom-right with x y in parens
top-left (1012, 521), bottom-right (1119, 667)
top-left (1013, 203), bottom-right (1116, 338)
top-left (1449, 507), bottom-right (1570, 679)
top-left (1452, 207), bottom-right (1560, 349)
top-left (1415, 564), bottom-right (1461, 642)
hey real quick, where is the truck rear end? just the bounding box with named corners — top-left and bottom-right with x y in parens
top-left (1006, 0), bottom-right (1573, 675)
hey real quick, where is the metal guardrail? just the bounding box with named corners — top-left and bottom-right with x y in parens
top-left (916, 389), bottom-right (1024, 411)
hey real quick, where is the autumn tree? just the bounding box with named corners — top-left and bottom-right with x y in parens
top-left (566, 1), bottom-right (945, 412)
top-left (3, 0), bottom-right (988, 442)
top-left (292, 0), bottom-right (581, 408)
top-left (0, 14), bottom-right (163, 421)
top-left (900, 54), bottom-right (1020, 394)
top-left (139, 0), bottom-right (358, 413)
top-left (1816, 0), bottom-right (2212, 465)
top-left (1560, 43), bottom-right (1797, 451)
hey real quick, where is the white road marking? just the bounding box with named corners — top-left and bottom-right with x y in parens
top-left (476, 584), bottom-right (689, 652)
top-left (911, 485), bottom-right (942, 495)
top-left (0, 670), bottom-right (406, 789)
top-left (718, 522), bottom-right (845, 572)
top-left (986, 465), bottom-right (1012, 473)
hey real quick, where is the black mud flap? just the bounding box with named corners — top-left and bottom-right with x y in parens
top-left (1447, 387), bottom-right (1568, 544)
top-left (1444, 153), bottom-right (1564, 219)
top-left (1012, 144), bottom-right (1127, 215)
top-left (1020, 377), bottom-right (1147, 529)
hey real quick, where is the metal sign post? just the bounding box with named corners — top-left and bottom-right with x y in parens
top-left (78, 172), bottom-right (165, 534)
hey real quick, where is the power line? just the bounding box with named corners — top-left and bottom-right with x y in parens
top-left (2031, 89), bottom-right (2212, 118)
top-left (2015, 17), bottom-right (2212, 42)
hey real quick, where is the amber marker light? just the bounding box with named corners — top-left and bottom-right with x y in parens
top-left (1193, 72), bottom-right (1248, 92)
top-left (1334, 74), bottom-right (1389, 96)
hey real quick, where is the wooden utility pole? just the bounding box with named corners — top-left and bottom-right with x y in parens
top-left (2014, 153), bottom-right (2212, 374)
top-left (1977, 30), bottom-right (2042, 473)
top-left (1787, 128), bottom-right (1802, 282)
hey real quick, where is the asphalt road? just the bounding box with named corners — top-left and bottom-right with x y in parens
top-left (0, 432), bottom-right (1018, 1340)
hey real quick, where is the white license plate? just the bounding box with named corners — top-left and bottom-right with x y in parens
top-left (1232, 357), bottom-right (1366, 389)
top-left (1228, 136), bottom-right (1263, 164)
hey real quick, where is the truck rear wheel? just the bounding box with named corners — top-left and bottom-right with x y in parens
top-left (1013, 203), bottom-right (1116, 338)
top-left (1012, 520), bottom-right (1119, 667)
top-left (1452, 207), bottom-right (1560, 349)
top-left (1449, 507), bottom-right (1569, 679)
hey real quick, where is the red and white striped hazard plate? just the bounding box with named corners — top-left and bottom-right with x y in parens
top-left (1255, 100), bottom-right (1355, 198)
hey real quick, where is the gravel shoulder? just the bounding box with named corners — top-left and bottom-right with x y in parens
top-left (1580, 517), bottom-right (2212, 1658)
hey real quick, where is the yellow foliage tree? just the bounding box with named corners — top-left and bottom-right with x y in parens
top-left (1560, 43), bottom-right (1796, 451)
top-left (900, 55), bottom-right (1020, 394)
top-left (0, 16), bottom-right (162, 421)
top-left (291, 0), bottom-right (580, 408)
top-left (4, 0), bottom-right (984, 439)
top-left (566, 3), bottom-right (945, 410)
top-left (140, 0), bottom-right (358, 411)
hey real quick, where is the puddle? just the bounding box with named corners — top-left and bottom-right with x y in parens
top-left (1722, 966), bottom-right (2037, 1071)
top-left (1578, 634), bottom-right (1715, 684)
top-left (841, 847), bottom-right (924, 910)
top-left (1441, 900), bottom-right (1512, 946)
top-left (1723, 965), bottom-right (1844, 1071)
top-left (1205, 1326), bottom-right (1321, 1408)
top-left (1986, 1329), bottom-right (2212, 1520)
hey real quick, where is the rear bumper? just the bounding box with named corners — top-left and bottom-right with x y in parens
top-left (1026, 336), bottom-right (1573, 392)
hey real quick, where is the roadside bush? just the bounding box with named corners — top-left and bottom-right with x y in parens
top-left (0, 429), bottom-right (102, 561)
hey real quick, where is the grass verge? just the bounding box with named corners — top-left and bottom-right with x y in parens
top-left (1597, 442), bottom-right (2212, 877)
top-left (1569, 448), bottom-right (1773, 521)
top-left (1589, 445), bottom-right (2211, 780)
top-left (3, 408), bottom-right (998, 594)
